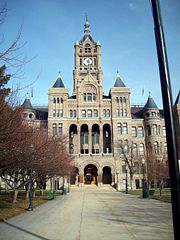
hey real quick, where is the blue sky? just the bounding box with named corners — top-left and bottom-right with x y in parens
top-left (1, 0), bottom-right (180, 108)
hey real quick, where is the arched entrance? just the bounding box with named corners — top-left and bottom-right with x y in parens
top-left (102, 166), bottom-right (112, 184)
top-left (84, 164), bottom-right (98, 185)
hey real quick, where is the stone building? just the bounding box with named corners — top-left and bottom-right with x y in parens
top-left (22, 17), bottom-right (180, 190)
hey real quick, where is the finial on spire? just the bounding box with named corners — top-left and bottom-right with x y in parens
top-left (84, 15), bottom-right (90, 35)
top-left (149, 91), bottom-right (151, 97)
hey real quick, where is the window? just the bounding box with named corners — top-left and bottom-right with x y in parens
top-left (80, 49), bottom-right (82, 53)
top-left (132, 127), bottom-right (137, 137)
top-left (56, 109), bottom-right (59, 118)
top-left (59, 124), bottom-right (63, 135)
top-left (120, 97), bottom-right (122, 103)
top-left (116, 109), bottom-right (119, 117)
top-left (154, 142), bottom-right (159, 154)
top-left (87, 110), bottom-right (92, 118)
top-left (87, 93), bottom-right (92, 101)
top-left (152, 124), bottom-right (158, 135)
top-left (69, 144), bottom-right (74, 154)
top-left (60, 110), bottom-right (63, 117)
top-left (53, 124), bottom-right (57, 136)
top-left (103, 110), bottom-right (106, 117)
top-left (85, 48), bottom-right (91, 53)
top-left (74, 110), bottom-right (76, 118)
top-left (123, 109), bottom-right (127, 116)
top-left (53, 110), bottom-right (56, 118)
top-left (116, 97), bottom-right (119, 103)
top-left (123, 97), bottom-right (126, 103)
top-left (53, 98), bottom-right (56, 104)
top-left (94, 48), bottom-right (97, 53)
top-left (124, 140), bottom-right (129, 153)
top-left (132, 143), bottom-right (137, 156)
top-left (57, 98), bottom-right (59, 103)
top-left (60, 98), bottom-right (63, 104)
top-left (138, 127), bottom-right (144, 137)
top-left (106, 109), bottom-right (110, 117)
top-left (163, 126), bottom-right (166, 136)
top-left (164, 143), bottom-right (167, 154)
top-left (92, 133), bottom-right (99, 144)
top-left (94, 110), bottom-right (98, 118)
top-left (93, 93), bottom-right (96, 101)
top-left (93, 58), bottom-right (96, 66)
top-left (139, 143), bottom-right (144, 156)
top-left (120, 109), bottom-right (123, 117)
top-left (123, 123), bottom-right (128, 134)
top-left (117, 123), bottom-right (122, 135)
top-left (80, 58), bottom-right (82, 66)
top-left (81, 132), bottom-right (88, 144)
top-left (147, 125), bottom-right (151, 136)
top-left (82, 110), bottom-right (86, 118)
top-left (70, 110), bottom-right (73, 118)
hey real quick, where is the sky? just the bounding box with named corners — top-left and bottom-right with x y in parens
top-left (1, 0), bottom-right (180, 108)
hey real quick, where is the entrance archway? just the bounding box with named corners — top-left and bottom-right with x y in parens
top-left (102, 166), bottom-right (112, 184)
top-left (84, 164), bottom-right (98, 185)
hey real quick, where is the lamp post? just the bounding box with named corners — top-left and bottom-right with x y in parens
top-left (27, 168), bottom-right (33, 211)
top-left (142, 158), bottom-right (146, 198)
top-left (125, 164), bottom-right (128, 194)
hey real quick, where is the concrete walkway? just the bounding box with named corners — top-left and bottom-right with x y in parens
top-left (0, 185), bottom-right (174, 240)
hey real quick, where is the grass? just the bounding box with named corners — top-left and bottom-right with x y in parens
top-left (0, 190), bottom-right (62, 221)
top-left (128, 188), bottom-right (171, 203)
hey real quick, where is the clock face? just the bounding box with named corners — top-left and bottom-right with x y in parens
top-left (84, 58), bottom-right (92, 66)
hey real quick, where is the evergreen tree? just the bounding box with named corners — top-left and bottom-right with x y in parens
top-left (0, 64), bottom-right (11, 101)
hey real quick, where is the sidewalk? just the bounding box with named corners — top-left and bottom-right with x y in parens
top-left (0, 185), bottom-right (174, 240)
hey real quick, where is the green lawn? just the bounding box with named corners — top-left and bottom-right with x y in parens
top-left (0, 190), bottom-right (62, 221)
top-left (128, 188), bottom-right (171, 203)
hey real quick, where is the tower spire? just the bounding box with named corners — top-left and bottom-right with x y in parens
top-left (84, 15), bottom-right (90, 35)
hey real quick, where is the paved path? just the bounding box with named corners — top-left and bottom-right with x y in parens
top-left (0, 185), bottom-right (174, 240)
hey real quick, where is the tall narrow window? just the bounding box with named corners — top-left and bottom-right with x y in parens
top-left (56, 109), bottom-right (59, 118)
top-left (132, 127), bottom-right (137, 137)
top-left (117, 123), bottom-right (122, 135)
top-left (53, 110), bottom-right (56, 118)
top-left (152, 124), bottom-right (157, 135)
top-left (57, 98), bottom-right (60, 103)
top-left (60, 110), bottom-right (63, 117)
top-left (60, 98), bottom-right (63, 104)
top-left (138, 127), bottom-right (144, 137)
top-left (82, 110), bottom-right (86, 118)
top-left (94, 110), bottom-right (98, 118)
top-left (139, 143), bottom-right (144, 156)
top-left (53, 124), bottom-right (57, 136)
top-left (163, 126), bottom-right (166, 136)
top-left (53, 98), bottom-right (56, 104)
top-left (87, 110), bottom-right (92, 118)
top-left (70, 110), bottom-right (73, 118)
top-left (123, 123), bottom-right (128, 134)
top-left (59, 124), bottom-right (63, 135)
top-left (74, 110), bottom-right (76, 118)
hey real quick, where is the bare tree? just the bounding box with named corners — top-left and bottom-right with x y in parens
top-left (117, 141), bottom-right (140, 191)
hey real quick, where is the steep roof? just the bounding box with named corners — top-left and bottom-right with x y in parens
top-left (113, 72), bottom-right (126, 87)
top-left (22, 98), bottom-right (32, 109)
top-left (52, 74), bottom-right (65, 88)
top-left (143, 96), bottom-right (158, 110)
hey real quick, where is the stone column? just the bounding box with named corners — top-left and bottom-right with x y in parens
top-left (97, 169), bottom-right (103, 187)
top-left (100, 126), bottom-right (103, 154)
top-left (77, 126), bottom-right (80, 155)
top-left (112, 173), bottom-right (115, 186)
top-left (89, 126), bottom-right (92, 154)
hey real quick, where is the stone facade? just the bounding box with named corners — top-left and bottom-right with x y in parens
top-left (22, 18), bottom-right (180, 190)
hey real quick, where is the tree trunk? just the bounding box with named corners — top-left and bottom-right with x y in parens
top-left (13, 189), bottom-right (18, 203)
top-left (33, 189), bottom-right (36, 198)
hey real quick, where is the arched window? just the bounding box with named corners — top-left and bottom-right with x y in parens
top-left (152, 124), bottom-right (157, 135)
top-left (154, 141), bottom-right (159, 154)
top-left (58, 124), bottom-right (63, 135)
top-left (74, 110), bottom-right (76, 118)
top-left (103, 109), bottom-right (106, 117)
top-left (53, 97), bottom-right (56, 104)
top-left (139, 143), bottom-right (144, 156)
top-left (82, 110), bottom-right (86, 118)
top-left (132, 127), bottom-right (137, 137)
top-left (123, 97), bottom-right (126, 103)
top-left (94, 110), bottom-right (98, 118)
top-left (57, 98), bottom-right (60, 103)
top-left (123, 123), bottom-right (128, 134)
top-left (120, 97), bottom-right (122, 103)
top-left (60, 98), bottom-right (63, 103)
top-left (53, 110), bottom-right (56, 118)
top-left (106, 109), bottom-right (110, 117)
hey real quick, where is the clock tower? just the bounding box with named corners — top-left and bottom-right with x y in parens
top-left (73, 17), bottom-right (103, 102)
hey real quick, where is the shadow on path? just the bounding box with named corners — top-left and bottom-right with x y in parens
top-left (3, 221), bottom-right (51, 240)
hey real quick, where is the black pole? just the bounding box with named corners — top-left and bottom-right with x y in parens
top-left (27, 168), bottom-right (33, 211)
top-left (150, 1), bottom-right (180, 239)
top-left (125, 166), bottom-right (128, 194)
